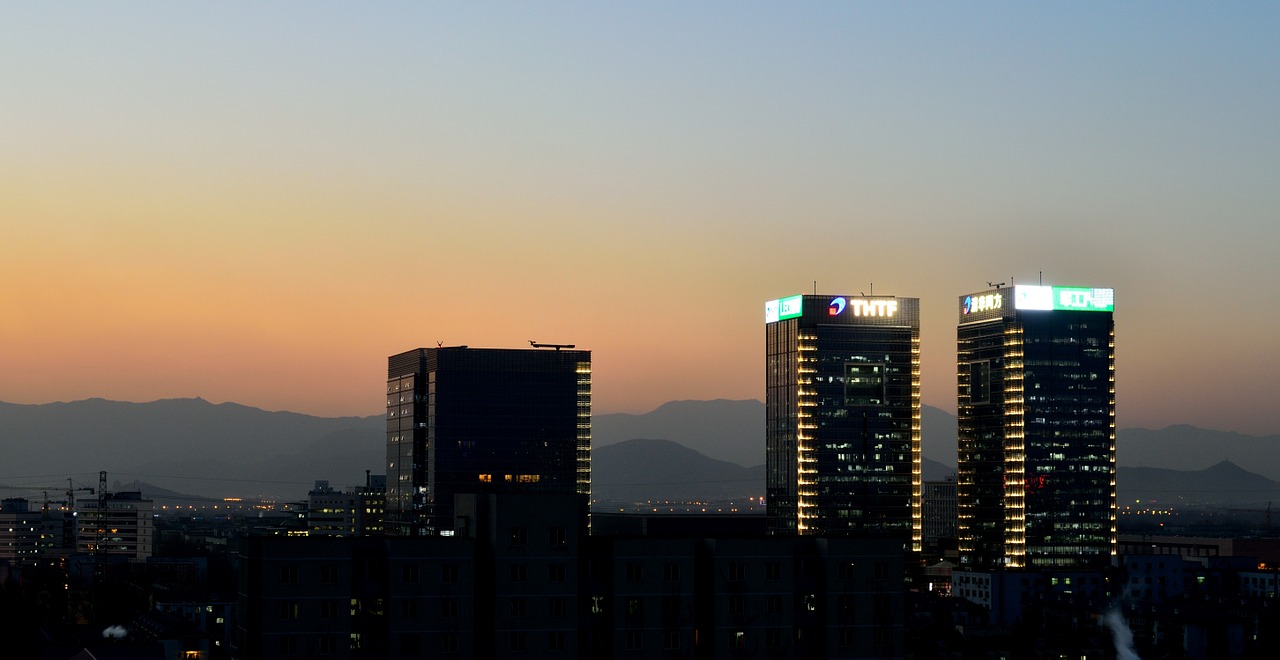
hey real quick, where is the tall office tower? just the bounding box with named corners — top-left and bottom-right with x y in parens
top-left (386, 346), bottom-right (591, 535)
top-left (764, 294), bottom-right (922, 549)
top-left (956, 285), bottom-right (1115, 569)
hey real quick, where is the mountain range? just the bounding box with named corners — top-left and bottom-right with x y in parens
top-left (3, 397), bottom-right (1280, 505)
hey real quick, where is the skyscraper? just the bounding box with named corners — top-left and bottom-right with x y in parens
top-left (764, 294), bottom-right (921, 549)
top-left (386, 346), bottom-right (591, 535)
top-left (956, 285), bottom-right (1115, 569)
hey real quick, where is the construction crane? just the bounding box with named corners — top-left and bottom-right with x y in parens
top-left (66, 479), bottom-right (94, 511)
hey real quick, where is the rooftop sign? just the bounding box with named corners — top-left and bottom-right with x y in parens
top-left (1014, 285), bottom-right (1114, 312)
top-left (828, 297), bottom-right (898, 317)
top-left (764, 295), bottom-right (803, 323)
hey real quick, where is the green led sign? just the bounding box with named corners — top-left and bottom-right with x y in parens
top-left (764, 295), bottom-right (803, 323)
top-left (1014, 285), bottom-right (1114, 312)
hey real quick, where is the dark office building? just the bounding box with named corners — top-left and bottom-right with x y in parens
top-left (956, 285), bottom-right (1115, 569)
top-left (386, 346), bottom-right (591, 535)
top-left (764, 294), bottom-right (921, 550)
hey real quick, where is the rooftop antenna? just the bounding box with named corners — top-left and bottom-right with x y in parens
top-left (530, 340), bottom-right (575, 351)
top-left (987, 281), bottom-right (1005, 290)
top-left (870, 282), bottom-right (874, 296)
top-left (1039, 270), bottom-right (1043, 285)
top-left (436, 341), bottom-right (443, 348)
top-left (813, 280), bottom-right (817, 295)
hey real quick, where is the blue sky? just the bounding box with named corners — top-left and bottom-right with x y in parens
top-left (3, 3), bottom-right (1278, 433)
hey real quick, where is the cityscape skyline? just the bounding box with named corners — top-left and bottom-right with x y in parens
top-left (4, 4), bottom-right (1279, 436)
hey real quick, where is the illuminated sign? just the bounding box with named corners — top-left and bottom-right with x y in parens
top-left (764, 295), bottom-right (803, 323)
top-left (1014, 285), bottom-right (1114, 312)
top-left (962, 292), bottom-right (1003, 315)
top-left (828, 297), bottom-right (897, 317)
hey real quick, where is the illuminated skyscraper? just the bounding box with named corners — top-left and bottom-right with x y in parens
top-left (956, 285), bottom-right (1115, 569)
top-left (764, 294), bottom-right (921, 550)
top-left (386, 346), bottom-right (591, 535)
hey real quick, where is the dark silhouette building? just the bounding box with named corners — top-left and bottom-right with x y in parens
top-left (763, 293), bottom-right (921, 550)
top-left (386, 346), bottom-right (591, 535)
top-left (956, 285), bottom-right (1115, 569)
top-left (235, 493), bottom-right (905, 659)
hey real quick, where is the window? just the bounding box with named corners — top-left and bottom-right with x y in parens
top-left (663, 562), bottom-right (680, 581)
top-left (625, 562), bottom-right (642, 582)
top-left (509, 632), bottom-right (527, 652)
top-left (549, 527), bottom-right (567, 546)
top-left (401, 599), bottom-right (418, 618)
top-left (509, 598), bottom-right (527, 616)
top-left (279, 636), bottom-right (297, 655)
top-left (318, 636), bottom-right (337, 655)
top-left (627, 598), bottom-right (642, 616)
top-left (399, 634), bottom-right (419, 655)
top-left (766, 629), bottom-right (783, 649)
top-left (766, 596), bottom-right (783, 615)
top-left (838, 562), bottom-right (856, 580)
top-left (441, 564), bottom-right (459, 582)
top-left (845, 362), bottom-right (887, 405)
top-left (727, 562), bottom-right (745, 582)
top-left (511, 527), bottom-right (527, 547)
top-left (280, 565), bottom-right (298, 584)
top-left (663, 630), bottom-right (680, 650)
top-left (321, 564), bottom-right (339, 584)
top-left (549, 563), bottom-right (567, 582)
top-left (279, 601), bottom-right (299, 620)
top-left (969, 361), bottom-right (992, 404)
top-left (320, 600), bottom-right (340, 619)
top-left (441, 598), bottom-right (458, 618)
top-left (549, 598), bottom-right (566, 617)
top-left (765, 562), bottom-right (781, 581)
top-left (839, 627), bottom-right (855, 648)
top-left (625, 631), bottom-right (642, 650)
top-left (511, 564), bottom-right (527, 582)
top-left (402, 565), bottom-right (420, 583)
top-left (440, 633), bottom-right (459, 654)
top-left (729, 596), bottom-right (745, 616)
top-left (548, 631), bottom-right (566, 651)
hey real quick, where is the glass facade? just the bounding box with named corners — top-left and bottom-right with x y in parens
top-left (765, 295), bottom-right (921, 550)
top-left (957, 287), bottom-right (1115, 569)
top-left (387, 347), bottom-right (591, 535)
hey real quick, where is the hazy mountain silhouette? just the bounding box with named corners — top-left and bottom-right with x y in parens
top-left (0, 398), bottom-right (381, 499)
top-left (5, 397), bottom-right (1280, 502)
top-left (595, 399), bottom-right (961, 469)
top-left (594, 400), bottom-right (764, 466)
top-left (1118, 460), bottom-right (1280, 508)
top-left (1118, 425), bottom-right (1280, 482)
top-left (592, 438), bottom-right (764, 504)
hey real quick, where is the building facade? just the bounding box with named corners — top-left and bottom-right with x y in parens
top-left (236, 493), bottom-right (904, 660)
top-left (764, 294), bottom-right (921, 549)
top-left (956, 285), bottom-right (1115, 569)
top-left (75, 491), bottom-right (155, 561)
top-left (386, 346), bottom-right (591, 535)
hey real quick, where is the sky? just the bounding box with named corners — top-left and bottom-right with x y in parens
top-left (2, 3), bottom-right (1278, 434)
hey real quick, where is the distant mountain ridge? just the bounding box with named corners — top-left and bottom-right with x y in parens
top-left (1118, 460), bottom-right (1280, 508)
top-left (0, 397), bottom-right (382, 499)
top-left (594, 399), bottom-right (959, 469)
top-left (4, 397), bottom-right (1280, 502)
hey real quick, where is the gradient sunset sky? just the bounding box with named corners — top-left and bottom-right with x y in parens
top-left (3, 3), bottom-right (1278, 434)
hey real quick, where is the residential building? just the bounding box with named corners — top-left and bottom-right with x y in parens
top-left (76, 491), bottom-right (155, 561)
